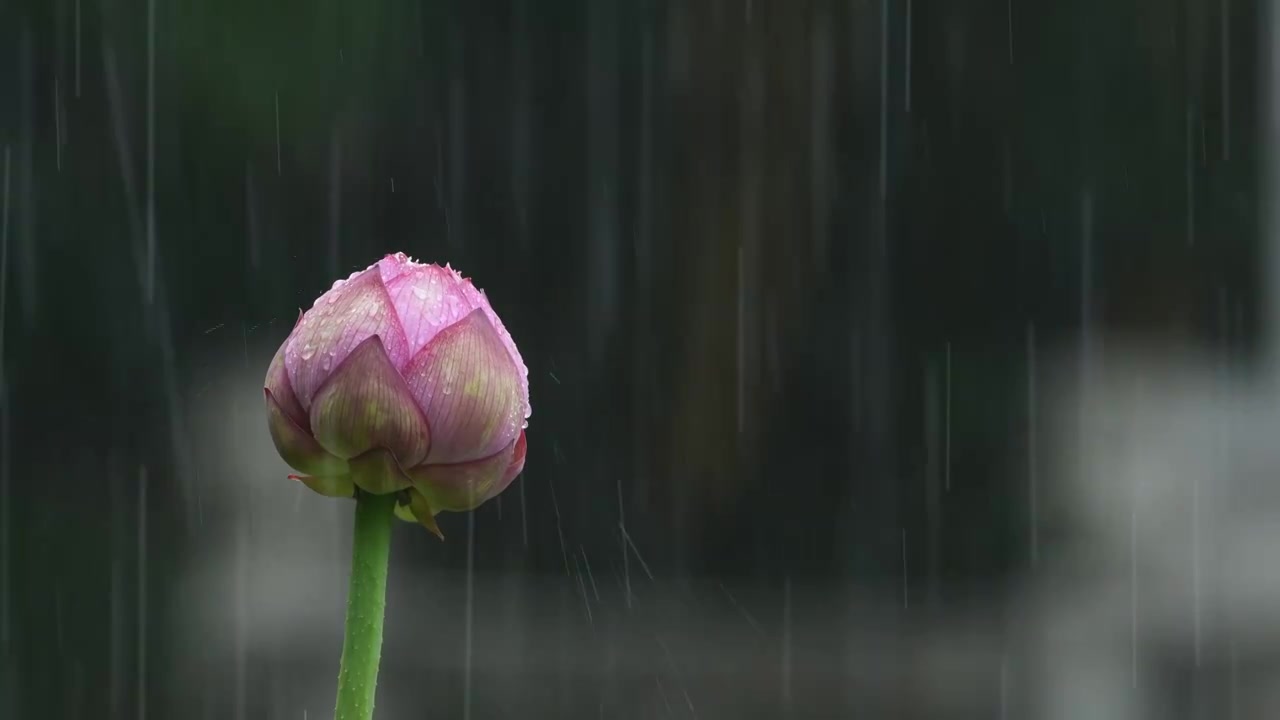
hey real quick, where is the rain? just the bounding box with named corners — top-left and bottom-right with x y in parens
top-left (3, 0), bottom-right (1280, 718)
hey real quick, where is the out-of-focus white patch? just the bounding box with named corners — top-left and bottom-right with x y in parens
top-left (171, 344), bottom-right (353, 714)
top-left (170, 338), bottom-right (1280, 718)
top-left (1031, 340), bottom-right (1280, 719)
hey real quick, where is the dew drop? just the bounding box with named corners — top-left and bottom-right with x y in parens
top-left (322, 353), bottom-right (333, 371)
top-left (300, 343), bottom-right (316, 360)
top-left (413, 286), bottom-right (429, 301)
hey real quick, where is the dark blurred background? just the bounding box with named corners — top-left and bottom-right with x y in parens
top-left (0, 0), bottom-right (1270, 717)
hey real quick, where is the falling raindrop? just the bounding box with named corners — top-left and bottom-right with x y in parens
top-left (1222, 0), bottom-right (1231, 161)
top-left (905, 0), bottom-right (913, 112)
top-left (616, 468), bottom-right (631, 609)
top-left (1187, 106), bottom-right (1196, 247)
top-left (108, 463), bottom-right (125, 715)
top-left (75, 0), bottom-right (81, 97)
top-left (463, 494), bottom-right (475, 720)
top-left (945, 342), bottom-right (952, 491)
top-left (781, 578), bottom-right (792, 710)
top-left (1007, 0), bottom-right (1015, 64)
top-left (878, 0), bottom-right (887, 206)
top-left (518, 473), bottom-right (528, 546)
top-left (1027, 323), bottom-right (1038, 571)
top-left (328, 126), bottom-right (342, 279)
top-left (138, 466), bottom-right (149, 720)
top-left (999, 653), bottom-right (1010, 718)
top-left (17, 30), bottom-right (35, 321)
top-left (447, 23), bottom-right (467, 251)
top-left (573, 553), bottom-right (593, 628)
top-left (901, 529), bottom-right (909, 609)
top-left (550, 478), bottom-right (569, 576)
top-left (54, 77), bottom-right (61, 171)
top-left (1229, 636), bottom-right (1238, 719)
top-left (0, 378), bottom-right (8, 655)
top-left (811, 5), bottom-right (832, 266)
top-left (274, 90), bottom-right (282, 175)
top-left (736, 245), bottom-right (745, 434)
top-left (1130, 505), bottom-right (1138, 690)
top-left (245, 165), bottom-right (260, 273)
top-left (235, 498), bottom-right (248, 720)
top-left (2, 145), bottom-right (9, 355)
top-left (145, 0), bottom-right (156, 306)
top-left (620, 524), bottom-right (653, 581)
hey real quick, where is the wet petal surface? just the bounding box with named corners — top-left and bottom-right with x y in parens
top-left (309, 335), bottom-right (431, 467)
top-left (377, 253), bottom-right (529, 422)
top-left (265, 334), bottom-right (308, 429)
top-left (265, 388), bottom-right (350, 477)
top-left (284, 267), bottom-right (410, 411)
top-left (402, 309), bottom-right (523, 464)
top-left (407, 432), bottom-right (524, 512)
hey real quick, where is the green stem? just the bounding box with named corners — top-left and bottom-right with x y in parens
top-left (334, 491), bottom-right (396, 720)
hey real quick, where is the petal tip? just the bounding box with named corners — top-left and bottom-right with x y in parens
top-left (407, 489), bottom-right (446, 539)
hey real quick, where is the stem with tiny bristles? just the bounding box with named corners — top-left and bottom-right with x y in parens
top-left (334, 490), bottom-right (396, 720)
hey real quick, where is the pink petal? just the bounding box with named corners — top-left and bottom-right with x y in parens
top-left (383, 263), bottom-right (478, 356)
top-left (375, 252), bottom-right (419, 285)
top-left (375, 253), bottom-right (529, 424)
top-left (402, 309), bottom-right (523, 464)
top-left (406, 433), bottom-right (524, 512)
top-left (308, 335), bottom-right (431, 468)
top-left (264, 388), bottom-right (350, 477)
top-left (264, 339), bottom-right (307, 430)
top-left (489, 429), bottom-right (527, 502)
top-left (284, 266), bottom-right (410, 411)
top-left (452, 272), bottom-right (531, 425)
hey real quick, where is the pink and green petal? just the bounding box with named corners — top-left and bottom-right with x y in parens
top-left (344, 447), bottom-right (415, 496)
top-left (309, 335), bottom-right (432, 467)
top-left (377, 253), bottom-right (529, 422)
top-left (406, 434), bottom-right (523, 513)
top-left (453, 272), bottom-right (530, 423)
top-left (284, 267), bottom-right (411, 411)
top-left (405, 487), bottom-right (445, 539)
top-left (265, 341), bottom-right (307, 429)
top-left (265, 388), bottom-right (350, 476)
top-left (289, 473), bottom-right (356, 499)
top-left (486, 429), bottom-right (527, 503)
top-left (402, 309), bottom-right (523, 465)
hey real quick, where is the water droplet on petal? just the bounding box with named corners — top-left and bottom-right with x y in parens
top-left (300, 343), bottom-right (316, 360)
top-left (413, 286), bottom-right (428, 301)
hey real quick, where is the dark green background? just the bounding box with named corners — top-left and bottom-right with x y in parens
top-left (0, 0), bottom-right (1260, 716)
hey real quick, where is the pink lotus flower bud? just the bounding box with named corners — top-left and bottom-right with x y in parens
top-left (263, 253), bottom-right (530, 538)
